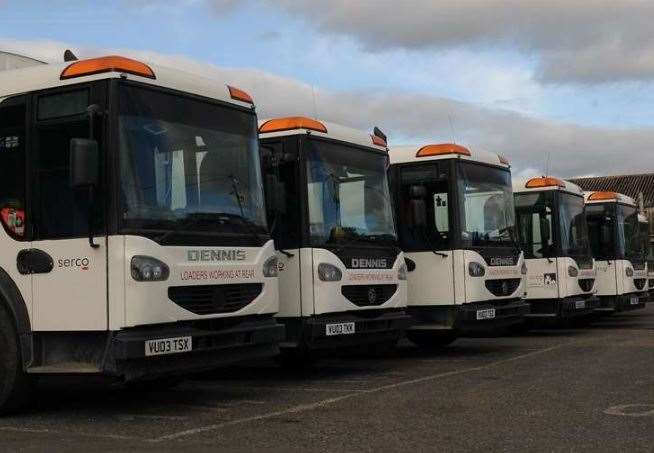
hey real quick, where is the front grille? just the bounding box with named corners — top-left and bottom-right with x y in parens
top-left (484, 279), bottom-right (521, 297)
top-left (342, 285), bottom-right (398, 307)
top-left (649, 279), bottom-right (654, 289)
top-left (578, 278), bottom-right (595, 292)
top-left (168, 283), bottom-right (263, 315)
top-left (634, 279), bottom-right (647, 291)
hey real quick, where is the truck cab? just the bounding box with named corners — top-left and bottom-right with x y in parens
top-left (388, 143), bottom-right (529, 347)
top-left (584, 191), bottom-right (648, 312)
top-left (0, 55), bottom-right (283, 413)
top-left (258, 117), bottom-right (410, 357)
top-left (513, 177), bottom-right (598, 323)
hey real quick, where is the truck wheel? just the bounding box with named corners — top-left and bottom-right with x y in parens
top-left (0, 305), bottom-right (33, 415)
top-left (407, 331), bottom-right (457, 349)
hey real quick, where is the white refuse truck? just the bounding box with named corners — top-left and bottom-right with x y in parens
top-left (584, 191), bottom-right (648, 312)
top-left (388, 143), bottom-right (529, 347)
top-left (0, 53), bottom-right (283, 413)
top-left (258, 117), bottom-right (410, 357)
top-left (513, 177), bottom-right (598, 324)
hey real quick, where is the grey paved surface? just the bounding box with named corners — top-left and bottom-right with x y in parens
top-left (1, 305), bottom-right (653, 452)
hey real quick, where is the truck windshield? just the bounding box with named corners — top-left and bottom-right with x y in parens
top-left (458, 162), bottom-right (516, 248)
top-left (305, 139), bottom-right (396, 246)
top-left (559, 192), bottom-right (592, 258)
top-left (117, 84), bottom-right (267, 240)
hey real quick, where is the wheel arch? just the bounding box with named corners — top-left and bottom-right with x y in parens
top-left (0, 266), bottom-right (33, 368)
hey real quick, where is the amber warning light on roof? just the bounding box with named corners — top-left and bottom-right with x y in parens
top-left (259, 117), bottom-right (328, 134)
top-left (526, 177), bottom-right (566, 189)
top-left (588, 191), bottom-right (619, 201)
top-left (60, 55), bottom-right (155, 80)
top-left (416, 143), bottom-right (471, 158)
top-left (227, 86), bottom-right (254, 105)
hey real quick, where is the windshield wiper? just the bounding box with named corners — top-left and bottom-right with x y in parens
top-left (229, 174), bottom-right (264, 247)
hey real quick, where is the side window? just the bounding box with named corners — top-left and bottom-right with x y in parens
top-left (261, 140), bottom-right (300, 249)
top-left (433, 192), bottom-right (449, 234)
top-left (0, 97), bottom-right (27, 240)
top-left (398, 164), bottom-right (452, 251)
top-left (33, 88), bottom-right (103, 240)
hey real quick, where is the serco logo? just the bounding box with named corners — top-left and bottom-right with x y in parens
top-left (489, 257), bottom-right (515, 267)
top-left (188, 249), bottom-right (247, 262)
top-left (351, 258), bottom-right (388, 269)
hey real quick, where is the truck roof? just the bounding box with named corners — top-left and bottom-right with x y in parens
top-left (389, 143), bottom-right (509, 168)
top-left (0, 55), bottom-right (254, 109)
top-left (513, 177), bottom-right (584, 196)
top-left (258, 116), bottom-right (388, 151)
top-left (583, 190), bottom-right (636, 206)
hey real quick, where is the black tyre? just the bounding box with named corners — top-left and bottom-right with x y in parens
top-left (406, 331), bottom-right (457, 349)
top-left (0, 305), bottom-right (33, 415)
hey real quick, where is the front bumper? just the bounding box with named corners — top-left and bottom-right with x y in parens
top-left (278, 309), bottom-right (412, 351)
top-left (525, 295), bottom-right (599, 322)
top-left (594, 293), bottom-right (647, 314)
top-left (105, 315), bottom-right (284, 381)
top-left (407, 299), bottom-right (530, 334)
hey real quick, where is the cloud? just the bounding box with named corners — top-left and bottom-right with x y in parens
top-left (248, 0), bottom-right (654, 84)
top-left (1, 39), bottom-right (652, 178)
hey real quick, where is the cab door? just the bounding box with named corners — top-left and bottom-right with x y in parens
top-left (396, 163), bottom-right (456, 306)
top-left (261, 138), bottom-right (304, 318)
top-left (29, 85), bottom-right (108, 331)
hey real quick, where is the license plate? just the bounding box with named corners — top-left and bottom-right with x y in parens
top-left (575, 300), bottom-right (586, 309)
top-left (145, 336), bottom-right (192, 357)
top-left (630, 296), bottom-right (640, 305)
top-left (476, 308), bottom-right (496, 320)
top-left (326, 322), bottom-right (356, 336)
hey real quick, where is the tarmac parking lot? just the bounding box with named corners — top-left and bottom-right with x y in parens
top-left (2, 305), bottom-right (653, 452)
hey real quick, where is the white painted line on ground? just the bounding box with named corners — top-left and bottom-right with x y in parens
top-left (153, 340), bottom-right (577, 443)
top-left (604, 404), bottom-right (654, 417)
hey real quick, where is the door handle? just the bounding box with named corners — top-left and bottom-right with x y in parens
top-left (17, 249), bottom-right (54, 275)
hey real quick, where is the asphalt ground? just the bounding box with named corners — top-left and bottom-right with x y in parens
top-left (1, 304), bottom-right (653, 452)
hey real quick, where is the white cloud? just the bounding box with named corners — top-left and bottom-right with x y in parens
top-left (248, 0), bottom-right (654, 84)
top-left (1, 39), bottom-right (652, 178)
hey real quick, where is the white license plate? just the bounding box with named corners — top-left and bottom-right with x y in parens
top-left (575, 300), bottom-right (586, 309)
top-left (630, 296), bottom-right (640, 305)
top-left (326, 322), bottom-right (356, 336)
top-left (476, 308), bottom-right (496, 320)
top-left (145, 336), bottom-right (192, 357)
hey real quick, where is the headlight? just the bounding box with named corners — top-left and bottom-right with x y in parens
top-left (318, 263), bottom-right (342, 282)
top-left (131, 256), bottom-right (169, 282)
top-left (521, 262), bottom-right (528, 275)
top-left (626, 267), bottom-right (634, 277)
top-left (568, 266), bottom-right (578, 277)
top-left (398, 263), bottom-right (408, 281)
top-left (468, 262), bottom-right (486, 277)
top-left (263, 256), bottom-right (279, 278)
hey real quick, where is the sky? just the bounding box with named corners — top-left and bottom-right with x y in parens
top-left (1, 0), bottom-right (654, 178)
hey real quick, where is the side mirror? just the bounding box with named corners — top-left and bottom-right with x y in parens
top-left (69, 138), bottom-right (99, 189)
top-left (540, 217), bottom-right (551, 243)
